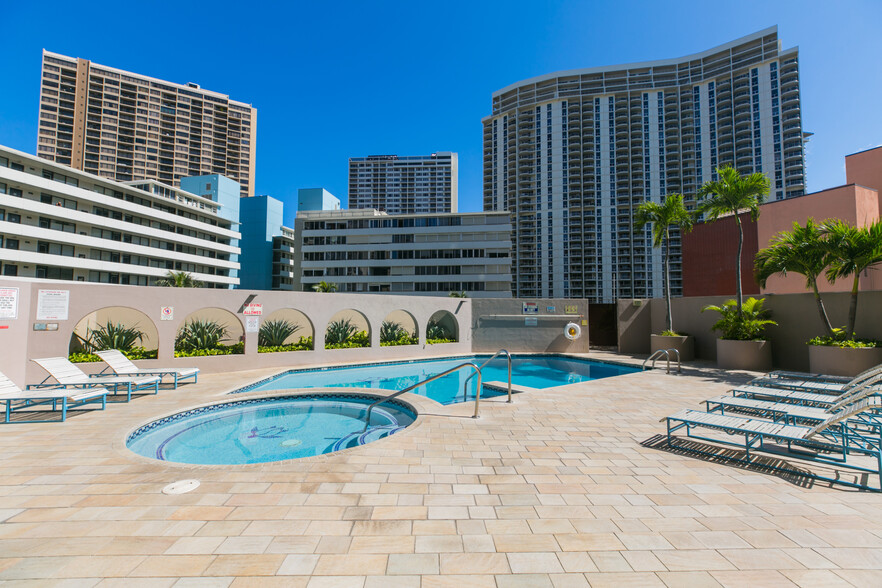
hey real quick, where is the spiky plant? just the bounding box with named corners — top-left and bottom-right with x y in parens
top-left (426, 319), bottom-right (450, 340)
top-left (72, 321), bottom-right (145, 353)
top-left (312, 281), bottom-right (338, 293)
top-left (175, 319), bottom-right (228, 351)
top-left (325, 318), bottom-right (356, 345)
top-left (380, 321), bottom-right (406, 343)
top-left (258, 319), bottom-right (301, 347)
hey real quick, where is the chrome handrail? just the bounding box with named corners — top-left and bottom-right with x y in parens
top-left (642, 349), bottom-right (681, 375)
top-left (361, 362), bottom-right (483, 432)
top-left (464, 349), bottom-right (512, 403)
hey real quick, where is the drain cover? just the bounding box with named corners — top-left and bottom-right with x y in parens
top-left (162, 479), bottom-right (200, 495)
top-left (280, 439), bottom-right (302, 447)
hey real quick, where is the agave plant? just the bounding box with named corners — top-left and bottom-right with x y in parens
top-left (380, 321), bottom-right (406, 343)
top-left (325, 318), bottom-right (356, 345)
top-left (175, 319), bottom-right (228, 351)
top-left (426, 319), bottom-right (451, 340)
top-left (73, 321), bottom-right (145, 353)
top-left (702, 297), bottom-right (777, 341)
top-left (258, 319), bottom-right (300, 347)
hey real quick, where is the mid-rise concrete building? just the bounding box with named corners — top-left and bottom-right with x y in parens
top-left (0, 144), bottom-right (239, 287)
top-left (349, 153), bottom-right (458, 214)
top-left (239, 195), bottom-right (284, 290)
top-left (482, 27), bottom-right (808, 302)
top-left (298, 188), bottom-right (340, 212)
top-left (278, 209), bottom-right (511, 297)
top-left (37, 50), bottom-right (257, 197)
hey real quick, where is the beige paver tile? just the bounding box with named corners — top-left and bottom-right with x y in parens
top-left (349, 536), bottom-right (414, 554)
top-left (386, 553), bottom-right (439, 575)
top-left (583, 572), bottom-right (666, 587)
top-left (505, 552), bottom-right (564, 574)
top-left (439, 553), bottom-right (510, 574)
top-left (555, 533), bottom-right (623, 551)
top-left (276, 554), bottom-right (319, 575)
top-left (214, 536), bottom-right (273, 554)
top-left (709, 570), bottom-right (796, 587)
top-left (655, 571), bottom-right (724, 587)
top-left (414, 535), bottom-right (463, 553)
top-left (305, 577), bottom-right (365, 588)
top-left (165, 537), bottom-right (226, 555)
top-left (813, 548), bottom-right (882, 569)
top-left (312, 554), bottom-right (387, 576)
top-left (494, 573), bottom-right (553, 587)
top-left (419, 575), bottom-right (496, 588)
top-left (128, 555), bottom-right (215, 577)
top-left (202, 554), bottom-right (285, 576)
top-left (654, 550), bottom-right (736, 572)
top-left (364, 575), bottom-right (419, 588)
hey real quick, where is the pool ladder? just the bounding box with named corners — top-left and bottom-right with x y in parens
top-left (463, 349), bottom-right (513, 403)
top-left (361, 362), bottom-right (483, 432)
top-left (642, 349), bottom-right (681, 374)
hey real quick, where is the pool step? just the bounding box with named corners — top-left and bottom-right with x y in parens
top-left (331, 425), bottom-right (406, 452)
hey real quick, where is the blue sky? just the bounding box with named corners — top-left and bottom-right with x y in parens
top-left (2, 1), bottom-right (880, 221)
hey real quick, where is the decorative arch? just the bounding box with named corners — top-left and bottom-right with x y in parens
top-left (175, 307), bottom-right (244, 354)
top-left (427, 310), bottom-right (458, 343)
top-left (381, 310), bottom-right (418, 346)
top-left (69, 306), bottom-right (159, 356)
top-left (325, 309), bottom-right (371, 349)
top-left (259, 308), bottom-right (315, 349)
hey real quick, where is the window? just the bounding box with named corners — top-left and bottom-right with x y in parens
top-left (2, 264), bottom-right (17, 276)
top-left (38, 217), bottom-right (75, 233)
top-left (4, 238), bottom-right (19, 250)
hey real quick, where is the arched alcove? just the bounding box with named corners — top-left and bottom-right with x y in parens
top-left (69, 306), bottom-right (159, 359)
top-left (175, 307), bottom-right (244, 355)
top-left (325, 309), bottom-right (371, 349)
top-left (426, 310), bottom-right (458, 343)
top-left (259, 308), bottom-right (315, 351)
top-left (381, 310), bottom-right (418, 346)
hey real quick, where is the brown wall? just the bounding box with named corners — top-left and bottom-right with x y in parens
top-left (618, 291), bottom-right (882, 371)
top-left (682, 212), bottom-right (760, 297)
top-left (471, 298), bottom-right (590, 354)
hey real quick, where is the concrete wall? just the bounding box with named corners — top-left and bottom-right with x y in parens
top-left (617, 291), bottom-right (882, 371)
top-left (471, 298), bottom-right (589, 353)
top-left (0, 278), bottom-right (473, 387)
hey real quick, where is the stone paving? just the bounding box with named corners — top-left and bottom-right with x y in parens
top-left (1, 352), bottom-right (880, 587)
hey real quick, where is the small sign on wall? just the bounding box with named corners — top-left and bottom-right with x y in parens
top-left (522, 302), bottom-right (538, 314)
top-left (565, 305), bottom-right (577, 314)
top-left (36, 290), bottom-right (69, 321)
top-left (160, 306), bottom-right (174, 321)
top-left (546, 306), bottom-right (555, 313)
top-left (524, 317), bottom-right (538, 327)
top-left (246, 317), bottom-right (260, 333)
top-left (244, 304), bottom-right (263, 316)
top-left (0, 287), bottom-right (18, 319)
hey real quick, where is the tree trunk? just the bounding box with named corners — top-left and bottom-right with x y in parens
top-left (735, 214), bottom-right (744, 317)
top-left (811, 279), bottom-right (834, 337)
top-left (848, 274), bottom-right (859, 336)
top-left (664, 229), bottom-right (672, 333)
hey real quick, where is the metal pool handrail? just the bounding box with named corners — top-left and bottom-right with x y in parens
top-left (361, 362), bottom-right (483, 432)
top-left (463, 349), bottom-right (512, 403)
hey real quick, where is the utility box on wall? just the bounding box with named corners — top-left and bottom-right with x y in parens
top-left (471, 298), bottom-right (590, 353)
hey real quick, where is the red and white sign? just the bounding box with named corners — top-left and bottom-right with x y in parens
top-left (243, 303), bottom-right (263, 316)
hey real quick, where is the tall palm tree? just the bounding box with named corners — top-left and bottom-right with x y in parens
top-left (754, 219), bottom-right (834, 337)
top-left (633, 193), bottom-right (694, 333)
top-left (311, 281), bottom-right (338, 293)
top-left (155, 270), bottom-right (202, 288)
top-left (821, 219), bottom-right (882, 336)
top-left (697, 165), bottom-right (770, 317)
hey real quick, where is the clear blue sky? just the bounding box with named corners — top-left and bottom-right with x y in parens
top-left (2, 0), bottom-right (880, 222)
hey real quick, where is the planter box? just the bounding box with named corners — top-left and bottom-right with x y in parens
top-left (650, 334), bottom-right (694, 362)
top-left (808, 345), bottom-right (882, 377)
top-left (716, 338), bottom-right (772, 372)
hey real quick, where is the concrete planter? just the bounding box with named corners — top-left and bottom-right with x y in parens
top-left (650, 334), bottom-right (694, 362)
top-left (808, 345), bottom-right (882, 377)
top-left (716, 338), bottom-right (772, 372)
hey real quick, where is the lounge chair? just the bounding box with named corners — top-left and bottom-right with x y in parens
top-left (95, 349), bottom-right (198, 388)
top-left (1, 370), bottom-right (107, 423)
top-left (665, 398), bottom-right (882, 490)
top-left (30, 357), bottom-right (160, 402)
top-left (704, 394), bottom-right (882, 430)
top-left (733, 377), bottom-right (881, 409)
top-left (751, 364), bottom-right (882, 394)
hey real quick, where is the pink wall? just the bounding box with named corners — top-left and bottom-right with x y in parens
top-left (757, 184), bottom-right (882, 294)
top-left (846, 146), bottom-right (882, 200)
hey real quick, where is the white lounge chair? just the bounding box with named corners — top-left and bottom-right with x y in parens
top-left (95, 349), bottom-right (198, 387)
top-left (1, 370), bottom-right (107, 423)
top-left (751, 364), bottom-right (882, 394)
top-left (31, 357), bottom-right (160, 402)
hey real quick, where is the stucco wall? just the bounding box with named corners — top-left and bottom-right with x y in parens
top-left (618, 291), bottom-right (882, 371)
top-left (471, 299), bottom-right (590, 353)
top-left (0, 278), bottom-right (472, 387)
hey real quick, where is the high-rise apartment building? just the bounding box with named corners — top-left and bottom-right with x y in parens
top-left (482, 27), bottom-right (807, 302)
top-left (349, 153), bottom-right (458, 213)
top-left (36, 50), bottom-right (257, 197)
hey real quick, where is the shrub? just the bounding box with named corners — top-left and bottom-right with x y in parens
top-left (702, 297), bottom-right (777, 341)
top-left (174, 342), bottom-right (244, 357)
top-left (72, 321), bottom-right (145, 353)
top-left (807, 328), bottom-right (879, 348)
top-left (427, 338), bottom-right (456, 345)
top-left (69, 347), bottom-right (157, 363)
top-left (659, 330), bottom-right (688, 337)
top-left (259, 319), bottom-right (300, 347)
top-left (175, 319), bottom-right (229, 351)
top-left (326, 330), bottom-right (370, 349)
top-left (379, 321), bottom-right (417, 346)
top-left (258, 336), bottom-right (314, 353)
top-left (426, 319), bottom-right (452, 341)
top-left (325, 318), bottom-right (357, 346)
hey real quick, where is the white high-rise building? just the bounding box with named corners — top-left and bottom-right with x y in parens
top-left (482, 27), bottom-right (807, 301)
top-left (348, 153), bottom-right (458, 214)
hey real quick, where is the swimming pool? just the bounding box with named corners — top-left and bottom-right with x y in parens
top-left (236, 355), bottom-right (639, 405)
top-left (126, 395), bottom-right (416, 465)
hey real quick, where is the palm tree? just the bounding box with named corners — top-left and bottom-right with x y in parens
top-left (697, 165), bottom-right (770, 317)
top-left (754, 219), bottom-right (834, 337)
top-left (448, 291), bottom-right (467, 298)
top-left (633, 193), bottom-right (694, 333)
top-left (311, 281), bottom-right (338, 293)
top-left (155, 270), bottom-right (202, 288)
top-left (821, 219), bottom-right (882, 336)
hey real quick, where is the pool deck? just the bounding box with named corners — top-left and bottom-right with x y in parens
top-left (1, 352), bottom-right (880, 587)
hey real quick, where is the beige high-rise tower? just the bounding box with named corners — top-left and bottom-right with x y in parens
top-left (36, 50), bottom-right (257, 197)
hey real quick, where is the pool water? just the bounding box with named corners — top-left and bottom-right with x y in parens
top-left (240, 355), bottom-right (639, 405)
top-left (127, 395), bottom-right (415, 465)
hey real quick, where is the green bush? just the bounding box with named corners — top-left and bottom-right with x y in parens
top-left (176, 319), bottom-right (229, 351)
top-left (659, 330), bottom-right (688, 337)
top-left (702, 297), bottom-right (777, 341)
top-left (427, 338), bottom-right (456, 345)
top-left (326, 330), bottom-right (370, 349)
top-left (426, 319), bottom-right (452, 341)
top-left (380, 321), bottom-right (417, 346)
top-left (808, 328), bottom-right (879, 348)
top-left (259, 319), bottom-right (301, 347)
top-left (258, 336), bottom-right (314, 353)
top-left (174, 342), bottom-right (244, 357)
top-left (69, 347), bottom-right (158, 363)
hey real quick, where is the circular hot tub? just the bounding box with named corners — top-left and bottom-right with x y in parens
top-left (126, 394), bottom-right (415, 465)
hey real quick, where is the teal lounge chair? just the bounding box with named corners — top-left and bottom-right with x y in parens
top-left (95, 349), bottom-right (198, 388)
top-left (1, 370), bottom-right (107, 423)
top-left (30, 357), bottom-right (159, 402)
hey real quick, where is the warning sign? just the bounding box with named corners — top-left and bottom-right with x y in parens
top-left (243, 304), bottom-right (263, 316)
